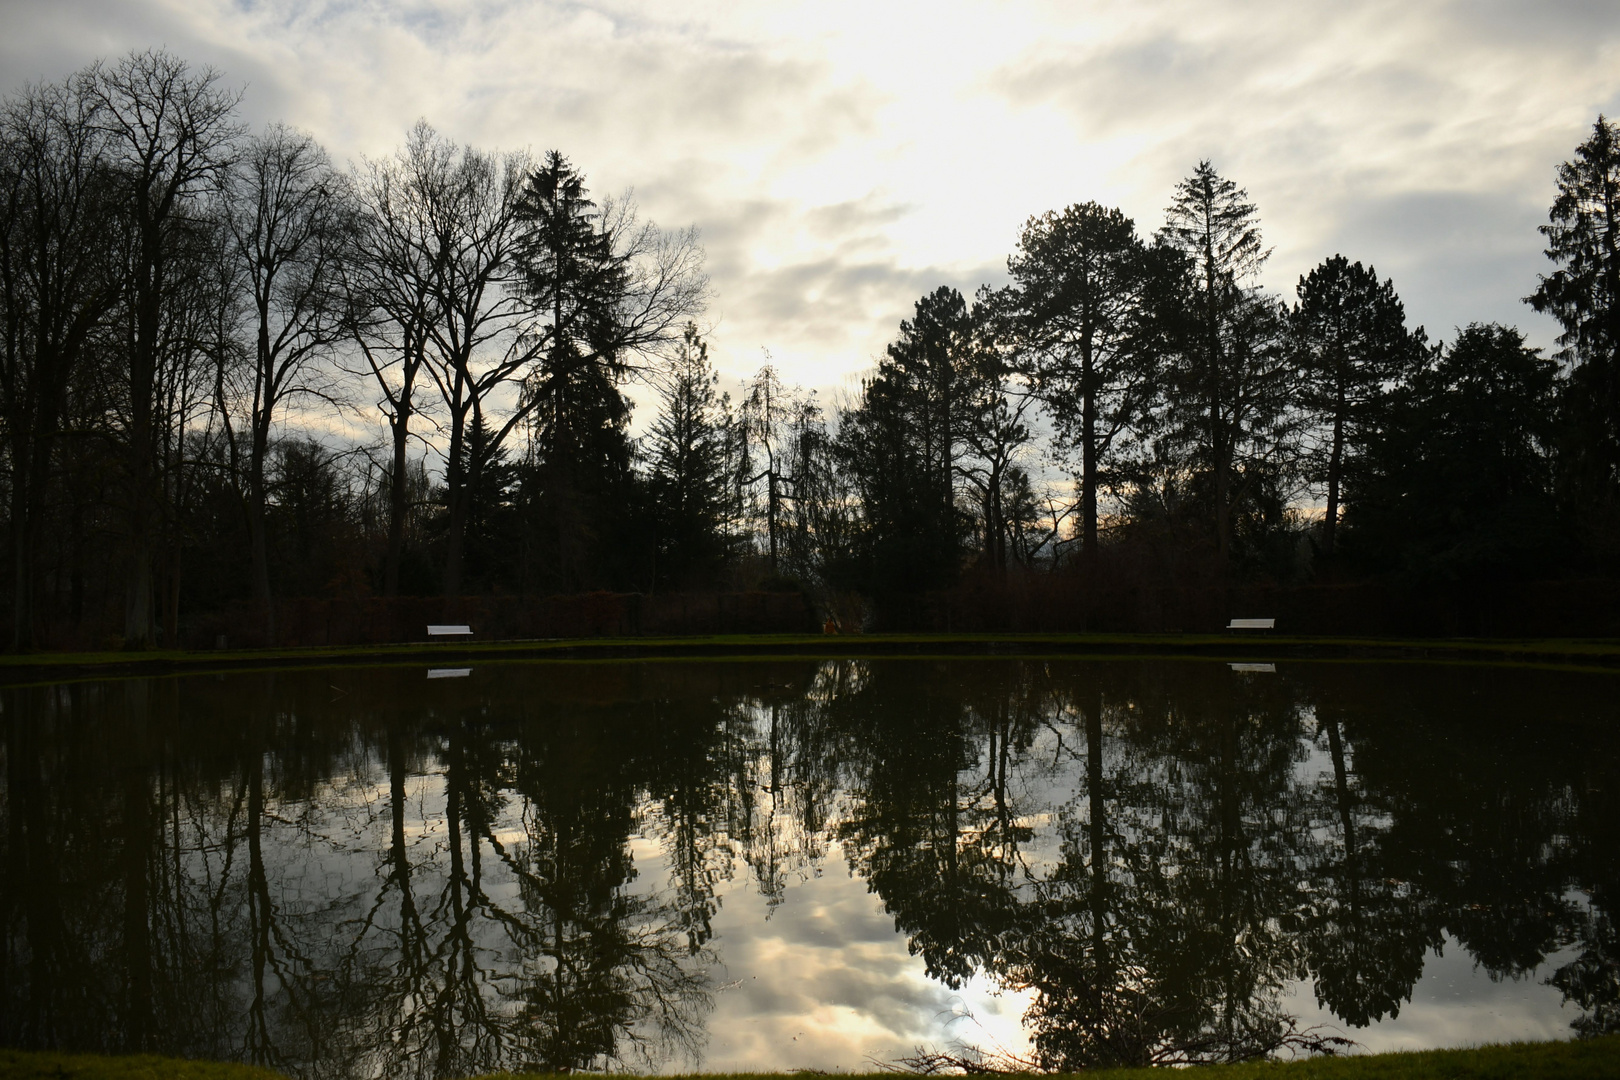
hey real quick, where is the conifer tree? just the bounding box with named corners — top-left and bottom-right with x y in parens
top-left (1528, 116), bottom-right (1620, 555)
top-left (1003, 203), bottom-right (1169, 576)
top-left (1292, 256), bottom-right (1422, 557)
top-left (1157, 162), bottom-right (1294, 567)
top-left (646, 324), bottom-right (731, 587)
top-left (840, 287), bottom-right (983, 591)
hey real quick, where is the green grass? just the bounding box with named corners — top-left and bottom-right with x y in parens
top-left (5, 630), bottom-right (1620, 688)
top-left (0, 1049), bottom-right (285, 1079)
top-left (3, 1036), bottom-right (1619, 1079)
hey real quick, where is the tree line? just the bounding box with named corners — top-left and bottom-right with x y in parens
top-left (4, 48), bottom-right (1618, 647)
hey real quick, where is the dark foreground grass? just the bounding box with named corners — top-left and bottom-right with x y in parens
top-left (5, 1036), bottom-right (1619, 1080)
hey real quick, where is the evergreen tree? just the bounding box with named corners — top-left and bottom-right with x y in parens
top-left (1292, 256), bottom-right (1423, 558)
top-left (521, 347), bottom-right (643, 594)
top-left (1003, 203), bottom-right (1169, 576)
top-left (646, 324), bottom-right (731, 588)
top-left (840, 287), bottom-right (982, 593)
top-left (1528, 116), bottom-right (1620, 559)
top-left (1345, 324), bottom-right (1563, 580)
top-left (460, 410), bottom-right (521, 591)
top-left (1156, 162), bottom-right (1295, 569)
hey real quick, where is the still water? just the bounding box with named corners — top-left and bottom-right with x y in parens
top-left (1, 658), bottom-right (1616, 1076)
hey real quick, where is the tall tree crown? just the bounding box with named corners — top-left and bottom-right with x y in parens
top-left (1528, 115), bottom-right (1620, 367)
top-left (1160, 160), bottom-right (1269, 289)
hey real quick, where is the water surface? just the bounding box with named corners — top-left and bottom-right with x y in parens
top-left (2, 658), bottom-right (1616, 1075)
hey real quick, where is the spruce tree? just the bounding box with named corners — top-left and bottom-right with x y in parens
top-left (1528, 116), bottom-right (1620, 556)
top-left (1157, 162), bottom-right (1293, 568)
top-left (645, 324), bottom-right (730, 587)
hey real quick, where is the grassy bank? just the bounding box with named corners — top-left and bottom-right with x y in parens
top-left (0, 1050), bottom-right (285, 1079)
top-left (4, 1036), bottom-right (1620, 1079)
top-left (4, 630), bottom-right (1620, 686)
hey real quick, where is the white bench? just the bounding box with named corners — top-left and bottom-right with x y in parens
top-left (427, 624), bottom-right (473, 637)
top-left (1226, 618), bottom-right (1275, 630)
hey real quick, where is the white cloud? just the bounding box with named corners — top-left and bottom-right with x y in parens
top-left (3, 0), bottom-right (1616, 397)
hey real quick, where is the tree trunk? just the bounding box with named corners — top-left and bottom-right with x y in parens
top-left (11, 479), bottom-right (37, 651)
top-left (248, 420), bottom-right (275, 643)
top-left (1081, 353), bottom-right (1100, 582)
top-left (164, 541), bottom-right (182, 650)
top-left (123, 229), bottom-right (160, 649)
top-left (442, 398), bottom-right (468, 598)
top-left (384, 392), bottom-right (413, 597)
top-left (1323, 390), bottom-right (1346, 557)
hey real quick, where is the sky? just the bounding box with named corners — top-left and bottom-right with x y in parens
top-left (3, 0), bottom-right (1618, 397)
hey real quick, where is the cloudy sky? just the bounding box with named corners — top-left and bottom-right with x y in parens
top-left (3, 0), bottom-right (1618, 394)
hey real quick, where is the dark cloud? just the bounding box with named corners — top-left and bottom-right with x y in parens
top-left (0, 0), bottom-right (301, 130)
top-left (1315, 189), bottom-right (1561, 345)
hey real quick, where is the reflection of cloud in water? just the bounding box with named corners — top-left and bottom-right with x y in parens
top-left (696, 840), bottom-right (1034, 1073)
top-left (1285, 933), bottom-right (1581, 1054)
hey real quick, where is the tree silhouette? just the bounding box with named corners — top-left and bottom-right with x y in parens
top-left (1529, 115), bottom-right (1620, 560)
top-left (1291, 256), bottom-right (1422, 558)
top-left (1156, 162), bottom-right (1294, 569)
top-left (1002, 204), bottom-right (1168, 578)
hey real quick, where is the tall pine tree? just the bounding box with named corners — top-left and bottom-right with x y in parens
top-left (1292, 256), bottom-right (1422, 557)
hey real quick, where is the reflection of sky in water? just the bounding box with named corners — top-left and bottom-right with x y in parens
top-left (8, 660), bottom-right (1614, 1075)
top-left (657, 839), bottom-right (1035, 1072)
top-left (1286, 933), bottom-right (1582, 1054)
top-left (627, 840), bottom-right (1581, 1072)
top-left (240, 701), bottom-right (1592, 1073)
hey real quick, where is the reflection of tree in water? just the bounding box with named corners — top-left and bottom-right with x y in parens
top-left (729, 664), bottom-right (851, 912)
top-left (834, 661), bottom-right (1620, 1070)
top-left (1556, 733), bottom-right (1620, 1038)
top-left (332, 701), bottom-right (716, 1077)
top-left (1, 669), bottom-right (725, 1078)
top-left (1307, 666), bottom-right (1620, 1039)
top-left (1299, 704), bottom-right (1436, 1030)
top-left (504, 706), bottom-right (712, 1073)
top-left (833, 661), bottom-right (1048, 989)
top-left (3, 659), bottom-right (1619, 1075)
top-left (1008, 665), bottom-right (1341, 1069)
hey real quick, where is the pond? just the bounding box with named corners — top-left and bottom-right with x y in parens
top-left (1, 657), bottom-right (1616, 1076)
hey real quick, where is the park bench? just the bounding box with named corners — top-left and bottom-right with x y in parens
top-left (427, 624), bottom-right (473, 637)
top-left (1226, 618), bottom-right (1275, 630)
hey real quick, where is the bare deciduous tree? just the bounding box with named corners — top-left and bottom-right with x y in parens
top-left (89, 49), bottom-right (241, 646)
top-left (221, 123), bottom-right (348, 638)
top-left (0, 75), bottom-right (120, 648)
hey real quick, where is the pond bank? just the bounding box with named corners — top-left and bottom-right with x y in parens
top-left (3, 1036), bottom-right (1619, 1079)
top-left (4, 631), bottom-right (1620, 685)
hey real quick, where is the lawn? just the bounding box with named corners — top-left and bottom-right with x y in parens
top-left (4, 1036), bottom-right (1619, 1079)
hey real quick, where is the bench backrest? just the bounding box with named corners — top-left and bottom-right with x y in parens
top-left (1226, 618), bottom-right (1275, 630)
top-left (427, 624), bottom-right (473, 636)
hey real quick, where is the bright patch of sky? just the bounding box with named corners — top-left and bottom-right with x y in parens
top-left (4, 0), bottom-right (1618, 397)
